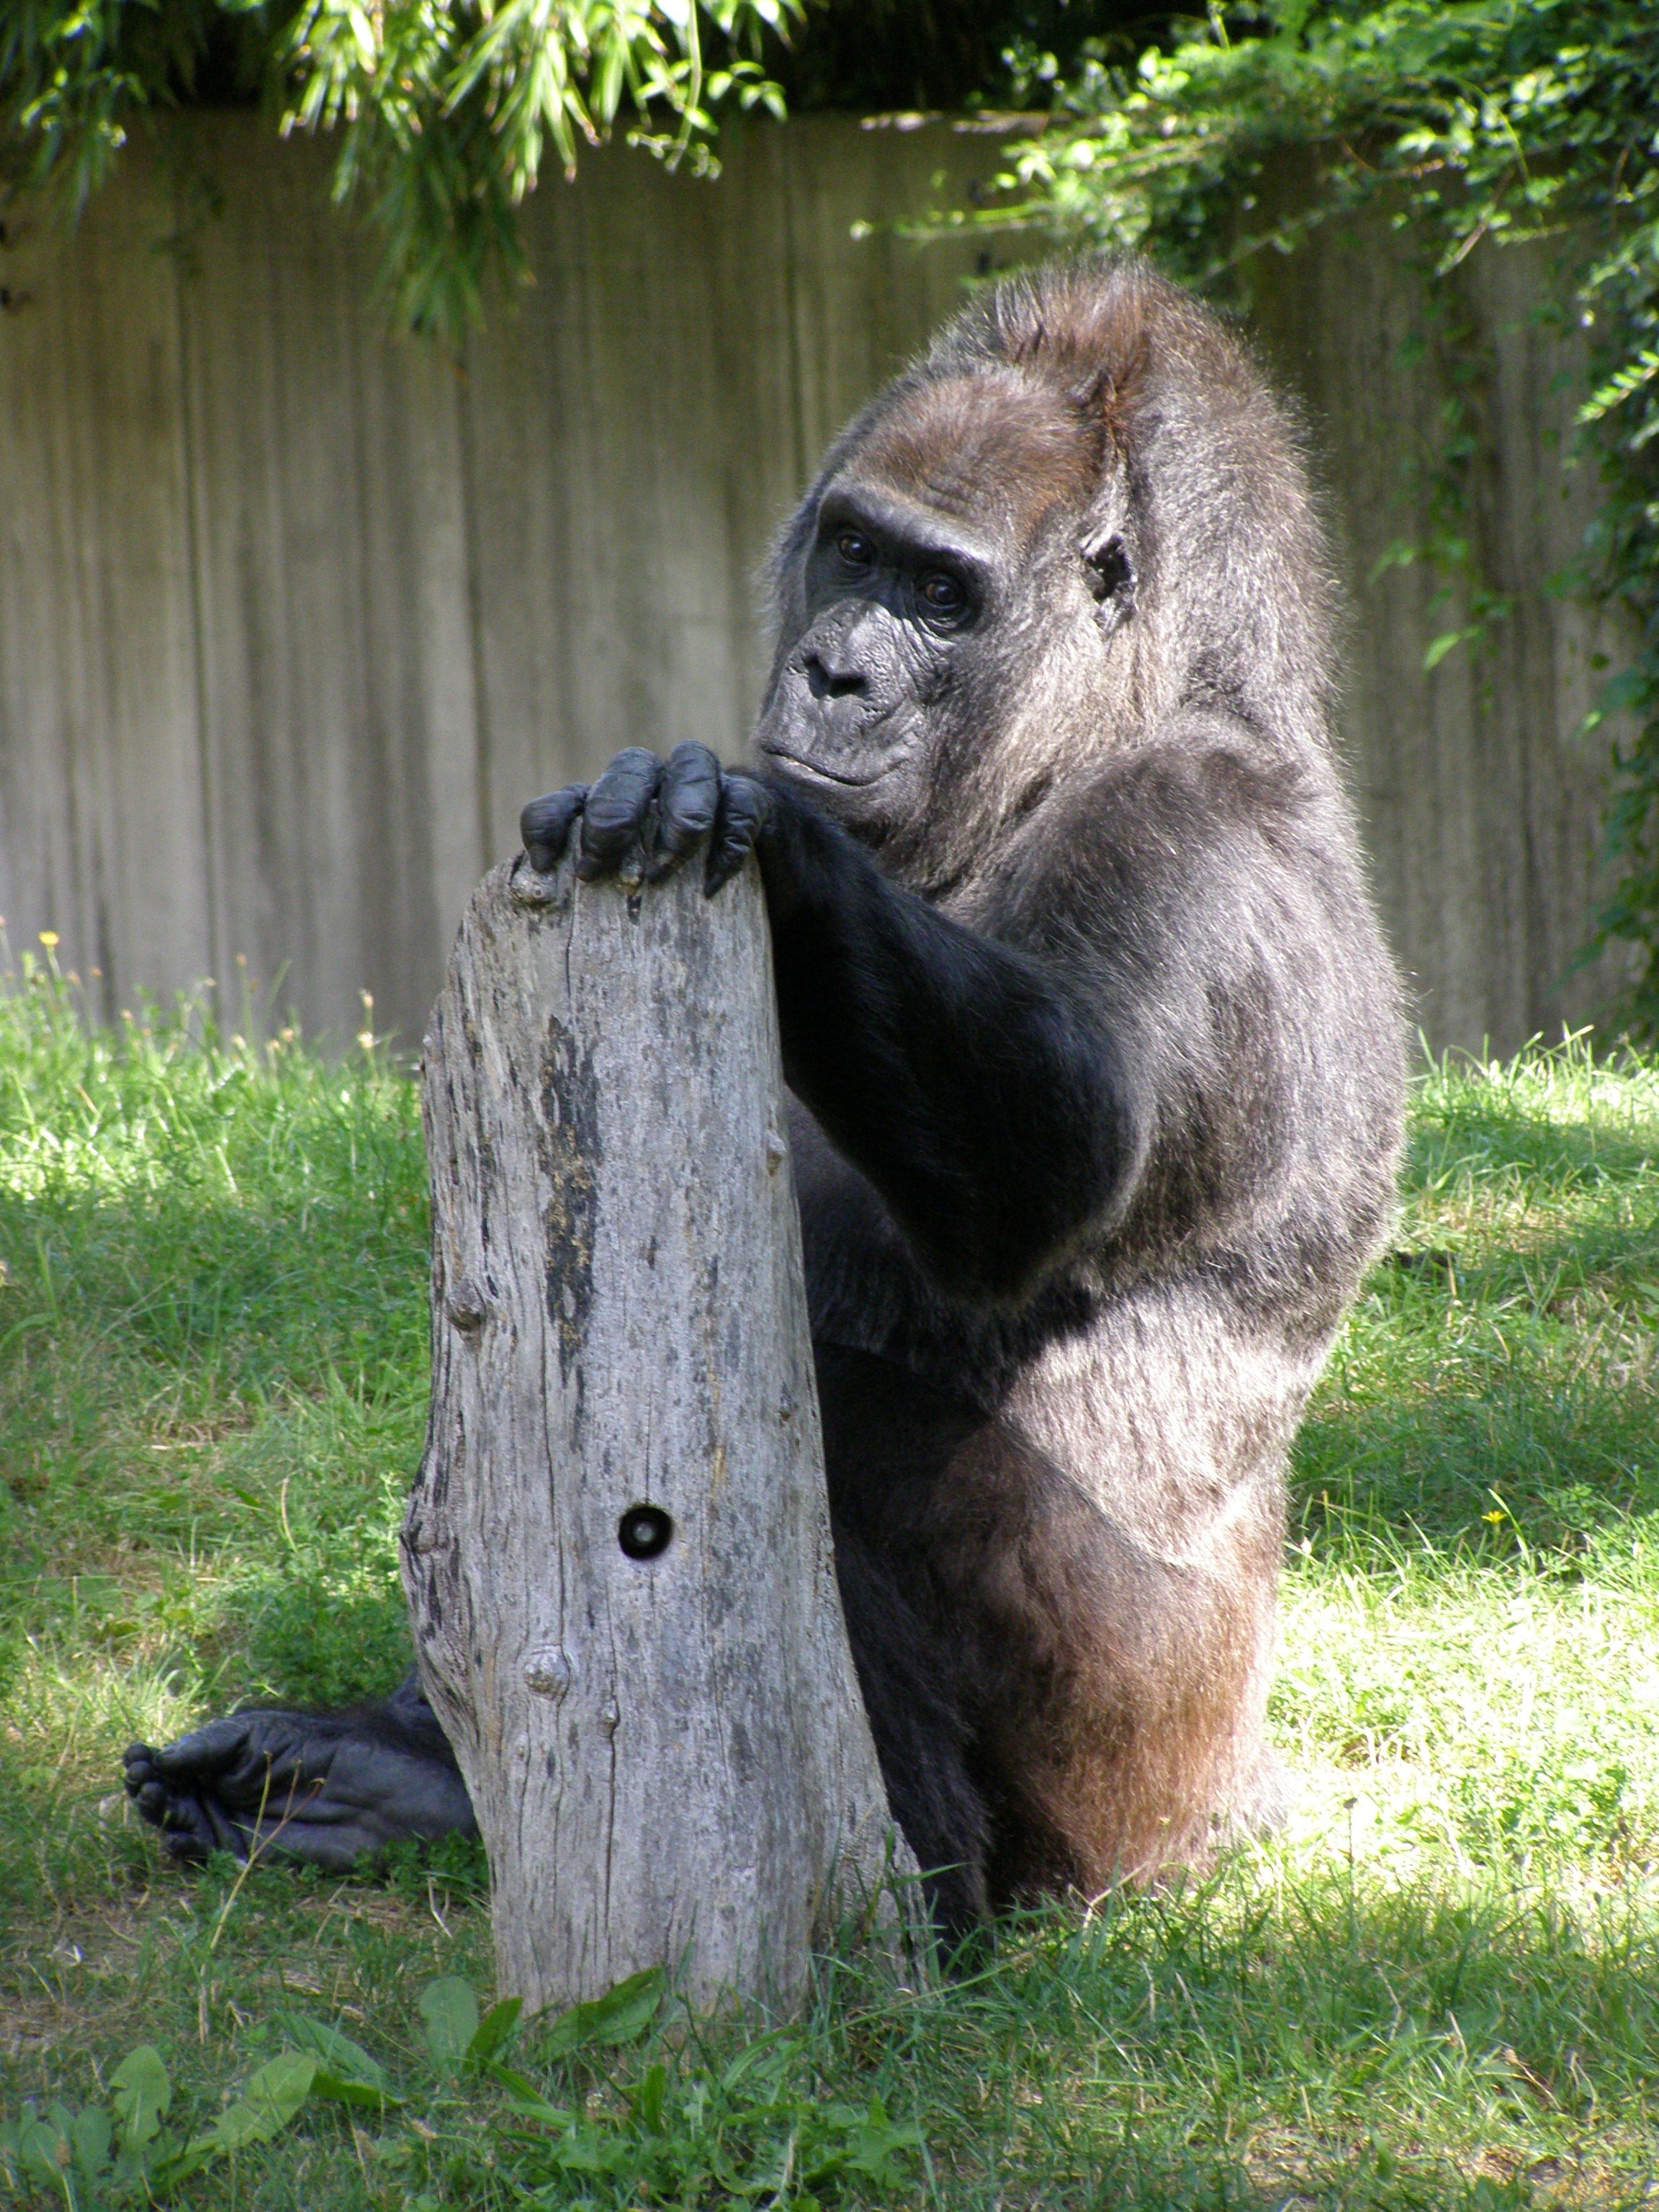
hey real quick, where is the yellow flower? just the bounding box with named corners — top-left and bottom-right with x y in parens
top-left (38, 930), bottom-right (58, 948)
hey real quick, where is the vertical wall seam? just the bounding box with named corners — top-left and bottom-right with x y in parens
top-left (457, 356), bottom-right (495, 876)
top-left (174, 133), bottom-right (222, 1012)
top-left (780, 130), bottom-right (811, 508)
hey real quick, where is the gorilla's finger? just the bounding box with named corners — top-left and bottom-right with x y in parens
top-left (644, 742), bottom-right (723, 880)
top-left (521, 786), bottom-right (587, 873)
top-left (705, 773), bottom-right (771, 895)
top-left (579, 748), bottom-right (662, 883)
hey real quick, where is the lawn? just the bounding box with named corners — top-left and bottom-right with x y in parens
top-left (1, 940), bottom-right (1657, 2210)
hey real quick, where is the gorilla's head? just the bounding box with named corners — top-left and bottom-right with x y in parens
top-left (755, 256), bottom-right (1335, 891)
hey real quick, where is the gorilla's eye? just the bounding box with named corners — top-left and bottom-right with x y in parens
top-left (836, 529), bottom-right (876, 569)
top-left (917, 570), bottom-right (968, 620)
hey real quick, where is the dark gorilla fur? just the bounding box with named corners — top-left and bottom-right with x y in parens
top-left (126, 258), bottom-right (1404, 1936)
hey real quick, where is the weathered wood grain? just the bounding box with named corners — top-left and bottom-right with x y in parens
top-left (404, 852), bottom-right (910, 2013)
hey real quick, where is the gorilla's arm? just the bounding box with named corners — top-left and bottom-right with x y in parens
top-left (523, 747), bottom-right (1146, 1303)
top-left (755, 781), bottom-right (1149, 1301)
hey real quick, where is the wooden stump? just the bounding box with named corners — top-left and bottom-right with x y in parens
top-left (403, 850), bottom-right (911, 2015)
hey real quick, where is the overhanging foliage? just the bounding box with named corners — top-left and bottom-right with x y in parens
top-left (0, 0), bottom-right (799, 331)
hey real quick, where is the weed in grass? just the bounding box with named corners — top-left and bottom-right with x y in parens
top-left (0, 966), bottom-right (1657, 2208)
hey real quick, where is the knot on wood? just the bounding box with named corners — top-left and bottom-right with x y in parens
top-left (446, 1278), bottom-right (490, 1332)
top-left (523, 1645), bottom-right (577, 1700)
top-left (511, 855), bottom-right (565, 909)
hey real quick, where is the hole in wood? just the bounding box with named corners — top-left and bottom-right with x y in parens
top-left (617, 1504), bottom-right (673, 1562)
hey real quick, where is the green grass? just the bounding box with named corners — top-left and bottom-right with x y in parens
top-left (1, 940), bottom-right (1658, 2210)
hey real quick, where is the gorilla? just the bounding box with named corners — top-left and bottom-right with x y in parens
top-left (125, 257), bottom-right (1403, 1936)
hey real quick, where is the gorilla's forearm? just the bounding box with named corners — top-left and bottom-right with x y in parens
top-left (755, 781), bottom-right (1146, 1303)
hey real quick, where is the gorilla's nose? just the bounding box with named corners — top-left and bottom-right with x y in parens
top-left (804, 651), bottom-right (867, 702)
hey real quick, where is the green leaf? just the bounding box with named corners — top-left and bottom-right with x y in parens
top-left (550, 2126), bottom-right (624, 2175)
top-left (109, 2044), bottom-right (172, 2150)
top-left (541, 1966), bottom-right (665, 2059)
top-left (419, 1975), bottom-right (480, 2073)
top-left (633, 2059), bottom-right (667, 2132)
top-left (466, 1995), bottom-right (523, 2069)
top-left (272, 2011), bottom-right (389, 2092)
top-left (71, 2103), bottom-right (112, 2177)
top-left (312, 2069), bottom-right (404, 2110)
top-left (14, 2115), bottom-right (70, 2184)
top-left (1368, 536), bottom-right (1421, 582)
top-left (1599, 665), bottom-right (1650, 718)
top-left (502, 2085), bottom-right (578, 2127)
top-left (184, 2051), bottom-right (317, 2163)
top-left (1423, 626), bottom-right (1474, 672)
top-left (6, 0), bottom-right (804, 342)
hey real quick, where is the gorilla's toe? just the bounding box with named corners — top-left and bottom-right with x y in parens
top-left (161, 1820), bottom-right (215, 1863)
top-left (122, 1743), bottom-right (225, 1861)
top-left (122, 1743), bottom-right (166, 1817)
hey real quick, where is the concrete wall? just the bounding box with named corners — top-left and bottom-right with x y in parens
top-left (0, 113), bottom-right (1632, 1051)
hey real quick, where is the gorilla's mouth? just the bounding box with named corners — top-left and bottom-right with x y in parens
top-left (760, 747), bottom-right (894, 788)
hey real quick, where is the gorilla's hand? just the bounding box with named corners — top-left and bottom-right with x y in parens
top-left (520, 742), bottom-right (771, 896)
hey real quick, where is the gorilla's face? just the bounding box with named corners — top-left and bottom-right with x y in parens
top-left (755, 481), bottom-right (991, 828)
top-left (755, 372), bottom-right (1124, 849)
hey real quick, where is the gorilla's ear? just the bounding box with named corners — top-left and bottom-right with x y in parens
top-left (1079, 525), bottom-right (1136, 637)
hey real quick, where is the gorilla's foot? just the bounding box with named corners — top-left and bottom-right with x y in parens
top-left (122, 1709), bottom-right (477, 1871)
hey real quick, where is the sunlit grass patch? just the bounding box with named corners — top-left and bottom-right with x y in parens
top-left (1, 967), bottom-right (1657, 2208)
top-left (1296, 1035), bottom-right (1659, 1561)
top-left (0, 958), bottom-right (428, 1934)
